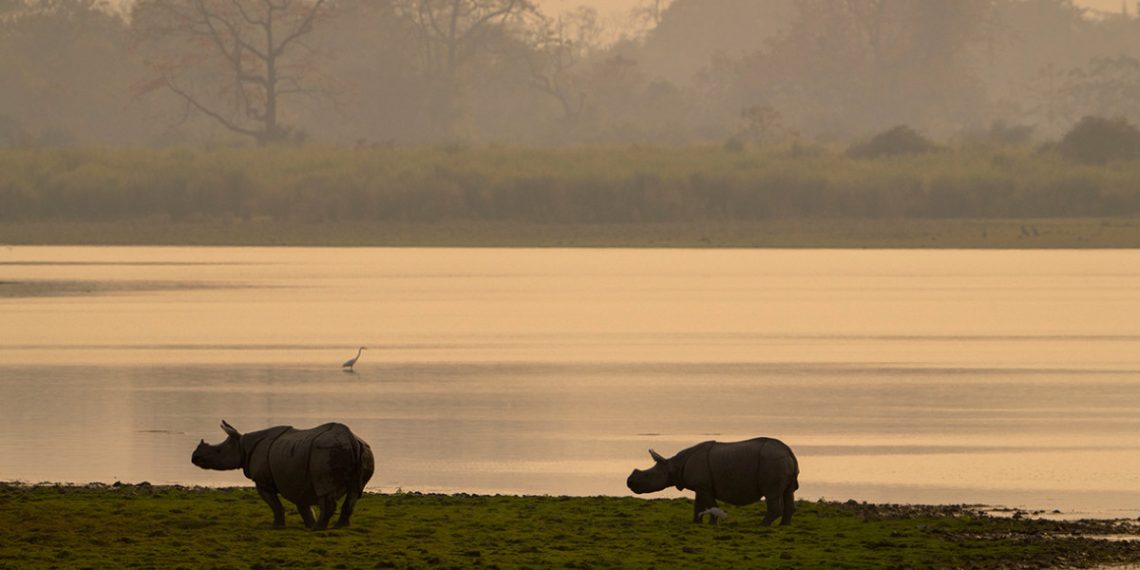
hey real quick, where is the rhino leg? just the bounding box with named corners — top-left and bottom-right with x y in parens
top-left (693, 491), bottom-right (719, 525)
top-left (761, 491), bottom-right (783, 526)
top-left (296, 504), bottom-right (316, 529)
top-left (335, 490), bottom-right (360, 528)
top-left (780, 486), bottom-right (795, 525)
top-left (312, 495), bottom-right (338, 531)
top-left (255, 484), bottom-right (286, 529)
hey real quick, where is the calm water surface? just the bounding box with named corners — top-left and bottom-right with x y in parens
top-left (2, 247), bottom-right (1140, 518)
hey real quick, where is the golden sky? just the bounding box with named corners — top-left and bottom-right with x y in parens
top-left (541, 0), bottom-right (1133, 17)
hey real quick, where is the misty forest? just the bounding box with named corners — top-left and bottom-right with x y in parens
top-left (5, 0), bottom-right (1140, 227)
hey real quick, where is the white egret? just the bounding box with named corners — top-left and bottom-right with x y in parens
top-left (342, 347), bottom-right (366, 371)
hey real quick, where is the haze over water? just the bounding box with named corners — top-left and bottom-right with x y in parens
top-left (2, 247), bottom-right (1140, 518)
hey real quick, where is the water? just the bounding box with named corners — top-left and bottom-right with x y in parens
top-left (2, 246), bottom-right (1140, 518)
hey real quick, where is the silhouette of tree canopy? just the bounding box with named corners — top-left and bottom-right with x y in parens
top-left (3, 0), bottom-right (1140, 145)
top-left (1058, 115), bottom-right (1140, 164)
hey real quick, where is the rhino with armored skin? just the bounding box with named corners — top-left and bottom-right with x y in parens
top-left (626, 437), bottom-right (799, 526)
top-left (192, 420), bottom-right (374, 530)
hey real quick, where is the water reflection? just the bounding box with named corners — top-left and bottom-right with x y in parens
top-left (1, 247), bottom-right (1139, 517)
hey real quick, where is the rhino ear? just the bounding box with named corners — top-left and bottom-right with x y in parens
top-left (220, 420), bottom-right (240, 438)
top-left (649, 449), bottom-right (666, 464)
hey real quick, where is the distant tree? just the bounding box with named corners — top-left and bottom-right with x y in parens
top-left (299, 0), bottom-right (429, 144)
top-left (638, 0), bottom-right (794, 85)
top-left (523, 7), bottom-right (601, 122)
top-left (1062, 56), bottom-right (1140, 123)
top-left (580, 54), bottom-right (648, 121)
top-left (736, 104), bottom-right (787, 145)
top-left (0, 0), bottom-right (147, 145)
top-left (750, 0), bottom-right (996, 138)
top-left (1058, 115), bottom-right (1140, 164)
top-left (848, 125), bottom-right (938, 158)
top-left (394, 0), bottom-right (534, 135)
top-left (985, 1), bottom-right (1103, 134)
top-left (1026, 63), bottom-right (1074, 133)
top-left (132, 0), bottom-right (334, 145)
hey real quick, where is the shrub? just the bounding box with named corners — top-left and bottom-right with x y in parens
top-left (1058, 116), bottom-right (1140, 165)
top-left (848, 125), bottom-right (938, 159)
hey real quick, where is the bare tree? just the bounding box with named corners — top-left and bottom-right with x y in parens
top-left (398, 0), bottom-right (531, 80)
top-left (525, 7), bottom-right (601, 122)
top-left (394, 0), bottom-right (532, 135)
top-left (132, 0), bottom-right (332, 145)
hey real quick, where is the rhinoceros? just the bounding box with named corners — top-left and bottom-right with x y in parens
top-left (192, 420), bottom-right (374, 530)
top-left (626, 437), bottom-right (799, 526)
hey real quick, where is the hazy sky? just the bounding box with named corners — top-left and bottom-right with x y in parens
top-left (542, 0), bottom-right (1132, 17)
top-left (101, 0), bottom-right (1135, 19)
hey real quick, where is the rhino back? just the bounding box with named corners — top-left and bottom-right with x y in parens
top-left (242, 426), bottom-right (294, 484)
top-left (262, 430), bottom-right (314, 502)
top-left (701, 438), bottom-right (797, 506)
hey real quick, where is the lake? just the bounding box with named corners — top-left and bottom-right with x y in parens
top-left (2, 246), bottom-right (1139, 518)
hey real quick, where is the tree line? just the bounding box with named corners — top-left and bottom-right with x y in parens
top-left (3, 145), bottom-right (1139, 223)
top-left (4, 0), bottom-right (1140, 147)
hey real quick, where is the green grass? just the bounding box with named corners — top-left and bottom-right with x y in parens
top-left (1, 484), bottom-right (1137, 569)
top-left (3, 144), bottom-right (1140, 220)
top-left (4, 218), bottom-right (1140, 248)
top-left (5, 144), bottom-right (1140, 247)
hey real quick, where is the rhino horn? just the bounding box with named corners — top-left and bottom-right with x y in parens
top-left (220, 420), bottom-right (240, 438)
top-left (649, 449), bottom-right (666, 463)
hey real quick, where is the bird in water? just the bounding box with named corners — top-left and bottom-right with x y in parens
top-left (342, 347), bottom-right (366, 371)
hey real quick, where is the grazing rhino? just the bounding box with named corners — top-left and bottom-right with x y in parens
top-left (192, 420), bottom-right (374, 530)
top-left (626, 437), bottom-right (799, 526)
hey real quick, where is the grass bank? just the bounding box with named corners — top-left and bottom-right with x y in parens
top-left (4, 218), bottom-right (1140, 248)
top-left (5, 145), bottom-right (1140, 247)
top-left (2, 145), bottom-right (1140, 222)
top-left (2, 483), bottom-right (1138, 569)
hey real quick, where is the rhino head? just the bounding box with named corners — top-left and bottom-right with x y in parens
top-left (626, 449), bottom-right (677, 494)
top-left (191, 420), bottom-right (244, 471)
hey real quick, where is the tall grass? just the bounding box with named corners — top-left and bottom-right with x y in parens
top-left (2, 145), bottom-right (1138, 223)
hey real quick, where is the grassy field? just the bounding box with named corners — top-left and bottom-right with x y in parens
top-left (2, 145), bottom-right (1140, 222)
top-left (2, 484), bottom-right (1138, 569)
top-left (5, 145), bottom-right (1140, 247)
top-left (5, 218), bottom-right (1140, 248)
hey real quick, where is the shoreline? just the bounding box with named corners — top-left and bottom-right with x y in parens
top-left (5, 480), bottom-right (1135, 523)
top-left (5, 480), bottom-right (1136, 522)
top-left (2, 482), bottom-right (1139, 568)
top-left (4, 218), bottom-right (1140, 248)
